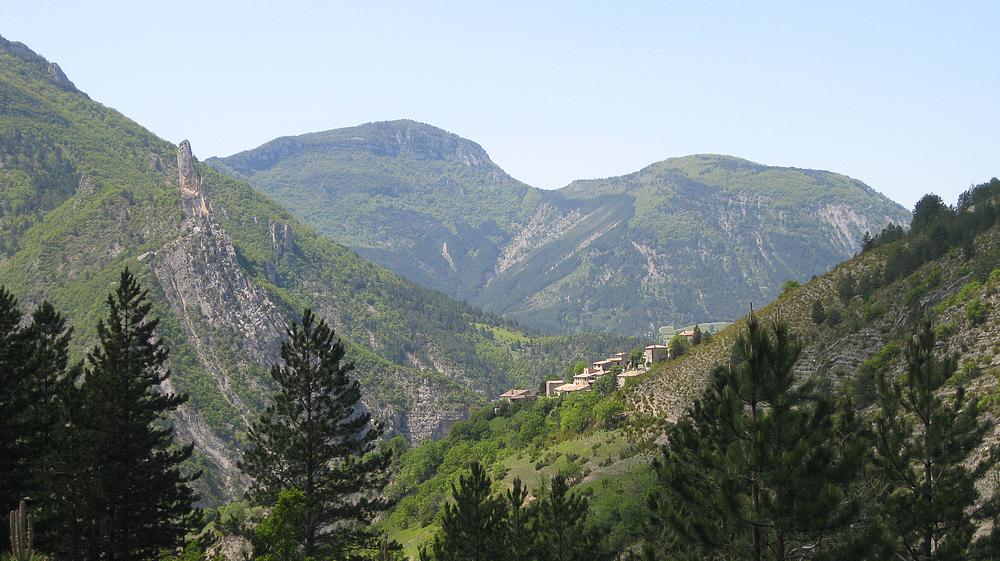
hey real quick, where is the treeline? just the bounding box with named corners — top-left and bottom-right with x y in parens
top-left (864, 178), bottom-right (1000, 283)
top-left (419, 464), bottom-right (611, 561)
top-left (0, 271), bottom-right (393, 561)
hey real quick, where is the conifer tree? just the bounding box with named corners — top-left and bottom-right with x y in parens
top-left (0, 293), bottom-right (78, 552)
top-left (241, 308), bottom-right (391, 560)
top-left (692, 325), bottom-right (703, 345)
top-left (18, 302), bottom-right (78, 541)
top-left (646, 313), bottom-right (865, 561)
top-left (872, 319), bottom-right (999, 560)
top-left (0, 286), bottom-right (25, 551)
top-left (504, 478), bottom-right (531, 561)
top-left (837, 272), bottom-right (857, 304)
top-left (811, 299), bottom-right (826, 324)
top-left (431, 462), bottom-right (506, 561)
top-left (64, 269), bottom-right (198, 561)
top-left (532, 475), bottom-right (601, 561)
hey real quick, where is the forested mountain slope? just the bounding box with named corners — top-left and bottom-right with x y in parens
top-left (383, 180), bottom-right (1000, 557)
top-left (212, 122), bottom-right (909, 335)
top-left (0, 35), bottom-right (635, 502)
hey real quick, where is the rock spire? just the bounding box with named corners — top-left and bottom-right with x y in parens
top-left (177, 140), bottom-right (209, 218)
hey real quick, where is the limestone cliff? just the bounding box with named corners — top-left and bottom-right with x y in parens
top-left (177, 140), bottom-right (210, 219)
top-left (154, 141), bottom-right (474, 499)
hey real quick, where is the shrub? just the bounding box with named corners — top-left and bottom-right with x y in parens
top-left (966, 298), bottom-right (987, 325)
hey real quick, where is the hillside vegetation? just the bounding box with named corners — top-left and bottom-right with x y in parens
top-left (212, 122), bottom-right (909, 335)
top-left (0, 35), bottom-right (635, 503)
top-left (382, 179), bottom-right (1000, 558)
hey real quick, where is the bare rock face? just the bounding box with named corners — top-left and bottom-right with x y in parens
top-left (269, 221), bottom-right (294, 256)
top-left (156, 141), bottom-right (467, 500)
top-left (177, 140), bottom-right (210, 218)
top-left (156, 140), bottom-right (288, 498)
top-left (47, 62), bottom-right (79, 92)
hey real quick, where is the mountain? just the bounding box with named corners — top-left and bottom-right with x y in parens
top-left (210, 121), bottom-right (910, 335)
top-left (0, 36), bottom-right (637, 502)
top-left (382, 181), bottom-right (1000, 557)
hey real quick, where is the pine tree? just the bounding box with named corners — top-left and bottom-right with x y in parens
top-left (861, 230), bottom-right (875, 252)
top-left (18, 302), bottom-right (78, 542)
top-left (646, 313), bottom-right (865, 561)
top-left (0, 293), bottom-right (77, 553)
top-left (811, 299), bottom-right (827, 325)
top-left (837, 273), bottom-right (856, 304)
top-left (872, 319), bottom-right (999, 560)
top-left (504, 478), bottom-right (531, 561)
top-left (692, 325), bottom-right (703, 345)
top-left (532, 475), bottom-right (600, 561)
top-left (0, 286), bottom-right (25, 552)
top-left (61, 269), bottom-right (198, 561)
top-left (431, 462), bottom-right (506, 561)
top-left (241, 308), bottom-right (391, 560)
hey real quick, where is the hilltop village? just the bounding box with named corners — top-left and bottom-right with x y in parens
top-left (499, 328), bottom-right (711, 404)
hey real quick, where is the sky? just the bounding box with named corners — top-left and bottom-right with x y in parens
top-left (2, 1), bottom-right (998, 208)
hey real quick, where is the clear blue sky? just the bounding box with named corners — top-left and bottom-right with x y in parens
top-left (3, 1), bottom-right (998, 208)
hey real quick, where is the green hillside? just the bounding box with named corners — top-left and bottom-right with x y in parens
top-left (0, 35), bottom-right (636, 502)
top-left (382, 180), bottom-right (1000, 557)
top-left (212, 123), bottom-right (910, 335)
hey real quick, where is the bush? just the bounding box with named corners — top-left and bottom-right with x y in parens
top-left (966, 298), bottom-right (987, 325)
top-left (595, 397), bottom-right (626, 429)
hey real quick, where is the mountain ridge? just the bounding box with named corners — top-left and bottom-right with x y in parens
top-left (212, 122), bottom-right (910, 334)
top-left (0, 37), bottom-right (637, 502)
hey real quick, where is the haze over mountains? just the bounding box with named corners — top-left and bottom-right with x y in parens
top-left (0, 35), bottom-right (635, 501)
top-left (210, 120), bottom-right (910, 335)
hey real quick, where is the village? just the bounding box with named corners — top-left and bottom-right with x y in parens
top-left (497, 329), bottom-right (704, 404)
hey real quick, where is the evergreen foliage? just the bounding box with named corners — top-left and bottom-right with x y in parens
top-left (427, 462), bottom-right (605, 561)
top-left (241, 309), bottom-right (391, 560)
top-left (431, 462), bottom-right (506, 561)
top-left (869, 179), bottom-right (1000, 283)
top-left (810, 299), bottom-right (826, 324)
top-left (532, 475), bottom-right (600, 561)
top-left (645, 313), bottom-right (866, 561)
top-left (55, 269), bottom-right (199, 561)
top-left (871, 319), bottom-right (999, 560)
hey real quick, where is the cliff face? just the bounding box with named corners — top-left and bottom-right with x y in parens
top-left (151, 142), bottom-right (477, 499)
top-left (2, 33), bottom-right (636, 503)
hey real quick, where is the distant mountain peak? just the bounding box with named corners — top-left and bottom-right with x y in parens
top-left (0, 33), bottom-right (87, 97)
top-left (210, 119), bottom-right (502, 175)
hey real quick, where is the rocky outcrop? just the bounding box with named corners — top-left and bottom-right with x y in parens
top-left (269, 221), bottom-right (294, 256)
top-left (156, 141), bottom-right (471, 499)
top-left (156, 141), bottom-right (289, 497)
top-left (47, 62), bottom-right (79, 92)
top-left (177, 140), bottom-right (210, 218)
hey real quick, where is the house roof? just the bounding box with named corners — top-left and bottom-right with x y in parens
top-left (645, 344), bottom-right (669, 350)
top-left (556, 381), bottom-right (590, 392)
top-left (500, 388), bottom-right (536, 399)
top-left (679, 329), bottom-right (695, 337)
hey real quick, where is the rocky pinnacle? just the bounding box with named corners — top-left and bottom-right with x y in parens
top-left (177, 140), bottom-right (209, 219)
